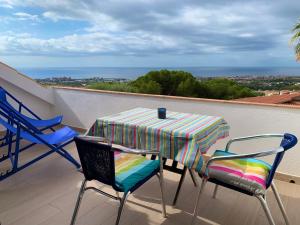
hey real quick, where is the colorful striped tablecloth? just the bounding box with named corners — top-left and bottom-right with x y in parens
top-left (88, 108), bottom-right (229, 171)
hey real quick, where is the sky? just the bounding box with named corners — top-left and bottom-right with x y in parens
top-left (0, 0), bottom-right (300, 68)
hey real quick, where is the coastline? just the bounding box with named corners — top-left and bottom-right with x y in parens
top-left (18, 66), bottom-right (300, 79)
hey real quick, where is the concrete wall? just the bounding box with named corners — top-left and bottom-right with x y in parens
top-left (53, 87), bottom-right (300, 176)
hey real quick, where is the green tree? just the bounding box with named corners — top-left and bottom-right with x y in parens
top-left (132, 70), bottom-right (194, 95)
top-left (176, 77), bottom-right (199, 97)
top-left (290, 19), bottom-right (300, 61)
top-left (134, 80), bottom-right (161, 94)
top-left (86, 70), bottom-right (259, 100)
top-left (203, 78), bottom-right (257, 100)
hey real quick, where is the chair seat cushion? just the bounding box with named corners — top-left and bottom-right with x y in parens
top-left (23, 126), bottom-right (78, 144)
top-left (114, 152), bottom-right (160, 193)
top-left (207, 150), bottom-right (271, 194)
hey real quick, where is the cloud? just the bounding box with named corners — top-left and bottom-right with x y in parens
top-left (0, 0), bottom-right (20, 8)
top-left (0, 4), bottom-right (13, 8)
top-left (42, 11), bottom-right (77, 22)
top-left (14, 12), bottom-right (40, 21)
top-left (0, 31), bottom-right (180, 56)
top-left (0, 0), bottom-right (299, 61)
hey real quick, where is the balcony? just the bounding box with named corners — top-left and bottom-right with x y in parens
top-left (1, 62), bottom-right (300, 225)
top-left (0, 141), bottom-right (299, 225)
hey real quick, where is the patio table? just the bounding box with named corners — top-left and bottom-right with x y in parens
top-left (87, 107), bottom-right (229, 172)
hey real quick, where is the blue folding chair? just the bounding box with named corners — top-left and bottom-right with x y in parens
top-left (0, 96), bottom-right (80, 181)
top-left (191, 133), bottom-right (297, 225)
top-left (0, 86), bottom-right (62, 148)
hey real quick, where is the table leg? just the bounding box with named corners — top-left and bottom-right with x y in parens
top-left (172, 166), bottom-right (188, 205)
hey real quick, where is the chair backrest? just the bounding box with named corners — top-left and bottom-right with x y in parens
top-left (0, 87), bottom-right (22, 120)
top-left (266, 133), bottom-right (297, 188)
top-left (0, 87), bottom-right (23, 116)
top-left (74, 136), bottom-right (116, 186)
top-left (0, 108), bottom-right (41, 142)
top-left (0, 87), bottom-right (7, 102)
top-left (0, 87), bottom-right (18, 111)
top-left (0, 110), bottom-right (19, 133)
top-left (0, 89), bottom-right (42, 134)
top-left (0, 101), bottom-right (41, 134)
top-left (0, 86), bottom-right (41, 120)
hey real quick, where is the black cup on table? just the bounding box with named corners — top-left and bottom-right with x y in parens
top-left (158, 108), bottom-right (166, 119)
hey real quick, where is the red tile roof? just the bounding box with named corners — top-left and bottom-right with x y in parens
top-left (236, 93), bottom-right (300, 104)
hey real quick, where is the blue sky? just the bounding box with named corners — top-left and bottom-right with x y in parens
top-left (0, 0), bottom-right (300, 68)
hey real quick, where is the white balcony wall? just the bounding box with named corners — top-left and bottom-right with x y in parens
top-left (53, 87), bottom-right (300, 176)
top-left (1, 60), bottom-right (299, 177)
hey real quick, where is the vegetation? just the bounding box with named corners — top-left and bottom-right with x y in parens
top-left (87, 82), bottom-right (138, 93)
top-left (290, 19), bottom-right (300, 61)
top-left (235, 76), bottom-right (300, 91)
top-left (87, 70), bottom-right (260, 100)
top-left (201, 78), bottom-right (260, 99)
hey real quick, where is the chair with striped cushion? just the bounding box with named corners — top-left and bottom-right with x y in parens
top-left (191, 133), bottom-right (297, 225)
top-left (70, 136), bottom-right (166, 225)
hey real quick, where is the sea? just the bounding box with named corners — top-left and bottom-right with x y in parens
top-left (17, 66), bottom-right (300, 80)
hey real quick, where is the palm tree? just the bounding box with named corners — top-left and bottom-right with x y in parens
top-left (291, 20), bottom-right (300, 61)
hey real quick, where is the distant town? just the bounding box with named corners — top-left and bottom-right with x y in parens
top-left (36, 75), bottom-right (300, 95)
top-left (36, 76), bottom-right (130, 87)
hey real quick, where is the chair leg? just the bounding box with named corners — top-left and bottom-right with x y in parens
top-left (115, 192), bottom-right (130, 225)
top-left (212, 185), bottom-right (219, 199)
top-left (271, 182), bottom-right (290, 225)
top-left (57, 148), bottom-right (81, 168)
top-left (256, 195), bottom-right (275, 225)
top-left (189, 169), bottom-right (199, 187)
top-left (173, 166), bottom-right (187, 205)
top-left (158, 172), bottom-right (167, 217)
top-left (70, 179), bottom-right (87, 225)
top-left (190, 178), bottom-right (208, 225)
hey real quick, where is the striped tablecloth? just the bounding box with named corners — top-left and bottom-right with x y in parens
top-left (88, 108), bottom-right (229, 171)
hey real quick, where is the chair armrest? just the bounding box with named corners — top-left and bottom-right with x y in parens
top-left (203, 147), bottom-right (284, 177)
top-left (112, 143), bottom-right (160, 155)
top-left (80, 135), bottom-right (160, 155)
top-left (225, 133), bottom-right (284, 151)
top-left (78, 135), bottom-right (109, 143)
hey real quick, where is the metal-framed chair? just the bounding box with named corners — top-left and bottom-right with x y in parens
top-left (191, 133), bottom-right (297, 225)
top-left (70, 136), bottom-right (167, 225)
top-left (0, 101), bottom-right (80, 180)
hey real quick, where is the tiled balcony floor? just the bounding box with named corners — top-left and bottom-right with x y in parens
top-left (0, 142), bottom-right (299, 225)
